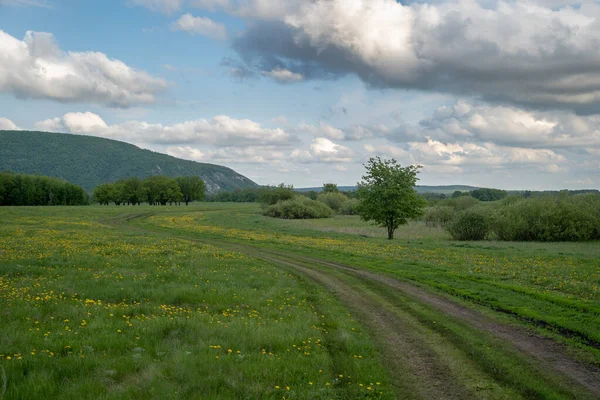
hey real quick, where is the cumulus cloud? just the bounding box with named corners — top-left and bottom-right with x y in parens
top-left (168, 145), bottom-right (287, 164)
top-left (298, 122), bottom-right (345, 140)
top-left (365, 137), bottom-right (567, 172)
top-left (205, 0), bottom-right (600, 112)
top-left (291, 138), bottom-right (354, 163)
top-left (34, 111), bottom-right (294, 147)
top-left (0, 30), bottom-right (168, 107)
top-left (419, 101), bottom-right (600, 149)
top-left (171, 13), bottom-right (227, 40)
top-left (0, 117), bottom-right (19, 130)
top-left (298, 121), bottom-right (403, 141)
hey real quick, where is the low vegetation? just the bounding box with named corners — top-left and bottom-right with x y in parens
top-left (434, 193), bottom-right (600, 242)
top-left (316, 192), bottom-right (348, 212)
top-left (264, 196), bottom-right (334, 219)
top-left (0, 207), bottom-right (391, 398)
top-left (446, 209), bottom-right (490, 241)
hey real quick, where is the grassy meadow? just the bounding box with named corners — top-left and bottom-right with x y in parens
top-left (0, 206), bottom-right (391, 399)
top-left (136, 204), bottom-right (600, 360)
top-left (1, 203), bottom-right (600, 399)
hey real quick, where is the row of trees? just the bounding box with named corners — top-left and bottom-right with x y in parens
top-left (0, 172), bottom-right (89, 206)
top-left (93, 176), bottom-right (205, 206)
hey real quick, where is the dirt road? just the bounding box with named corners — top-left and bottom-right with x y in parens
top-left (118, 214), bottom-right (600, 399)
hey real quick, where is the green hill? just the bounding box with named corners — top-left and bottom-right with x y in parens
top-left (0, 130), bottom-right (258, 193)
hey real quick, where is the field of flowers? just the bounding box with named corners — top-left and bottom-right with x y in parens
top-left (139, 205), bottom-right (600, 359)
top-left (0, 207), bottom-right (392, 399)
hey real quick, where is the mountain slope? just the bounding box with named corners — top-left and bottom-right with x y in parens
top-left (0, 130), bottom-right (258, 193)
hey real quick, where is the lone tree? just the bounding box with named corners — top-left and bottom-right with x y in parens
top-left (357, 157), bottom-right (426, 240)
top-left (175, 176), bottom-right (206, 205)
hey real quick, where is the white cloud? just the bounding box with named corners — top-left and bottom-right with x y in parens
top-left (168, 145), bottom-right (286, 164)
top-left (171, 13), bottom-right (227, 40)
top-left (262, 67), bottom-right (304, 83)
top-left (420, 101), bottom-right (600, 149)
top-left (225, 0), bottom-right (600, 112)
top-left (34, 112), bottom-right (294, 147)
top-left (0, 30), bottom-right (167, 107)
top-left (0, 117), bottom-right (19, 130)
top-left (291, 138), bottom-right (354, 163)
top-left (298, 122), bottom-right (345, 140)
top-left (365, 137), bottom-right (567, 172)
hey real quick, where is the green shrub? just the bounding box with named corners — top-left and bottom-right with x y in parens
top-left (259, 184), bottom-right (296, 206)
top-left (423, 205), bottom-right (454, 227)
top-left (492, 195), bottom-right (600, 241)
top-left (439, 196), bottom-right (480, 211)
top-left (264, 197), bottom-right (333, 219)
top-left (317, 192), bottom-right (348, 211)
top-left (339, 199), bottom-right (361, 215)
top-left (446, 209), bottom-right (490, 240)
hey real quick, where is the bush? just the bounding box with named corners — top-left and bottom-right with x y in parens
top-left (259, 184), bottom-right (296, 206)
top-left (339, 199), bottom-right (360, 215)
top-left (424, 206), bottom-right (454, 227)
top-left (439, 196), bottom-right (480, 211)
top-left (317, 192), bottom-right (348, 211)
top-left (264, 197), bottom-right (333, 219)
top-left (492, 195), bottom-right (600, 241)
top-left (446, 209), bottom-right (490, 240)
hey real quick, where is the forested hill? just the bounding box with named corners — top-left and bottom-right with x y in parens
top-left (0, 131), bottom-right (258, 193)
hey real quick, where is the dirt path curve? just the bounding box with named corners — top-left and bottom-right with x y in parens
top-left (264, 256), bottom-right (474, 399)
top-left (269, 251), bottom-right (600, 396)
top-left (112, 213), bottom-right (600, 397)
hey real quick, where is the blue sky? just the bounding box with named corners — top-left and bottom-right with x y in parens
top-left (1, 0), bottom-right (599, 189)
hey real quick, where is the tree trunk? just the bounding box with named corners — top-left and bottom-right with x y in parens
top-left (387, 226), bottom-right (394, 240)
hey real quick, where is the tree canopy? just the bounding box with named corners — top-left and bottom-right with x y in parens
top-left (356, 157), bottom-right (426, 239)
top-left (92, 176), bottom-right (205, 205)
top-left (176, 176), bottom-right (206, 205)
top-left (0, 172), bottom-right (88, 206)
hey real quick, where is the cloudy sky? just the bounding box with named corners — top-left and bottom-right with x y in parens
top-left (1, 0), bottom-right (599, 189)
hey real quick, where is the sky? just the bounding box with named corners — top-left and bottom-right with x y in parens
top-left (1, 0), bottom-right (599, 190)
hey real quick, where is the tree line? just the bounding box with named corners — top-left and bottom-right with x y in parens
top-left (93, 176), bottom-right (205, 205)
top-left (0, 172), bottom-right (89, 206)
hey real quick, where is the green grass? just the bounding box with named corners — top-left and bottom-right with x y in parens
top-left (133, 203), bottom-right (600, 362)
top-left (282, 215), bottom-right (450, 240)
top-left (2, 203), bottom-right (600, 399)
top-left (0, 206), bottom-right (392, 399)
